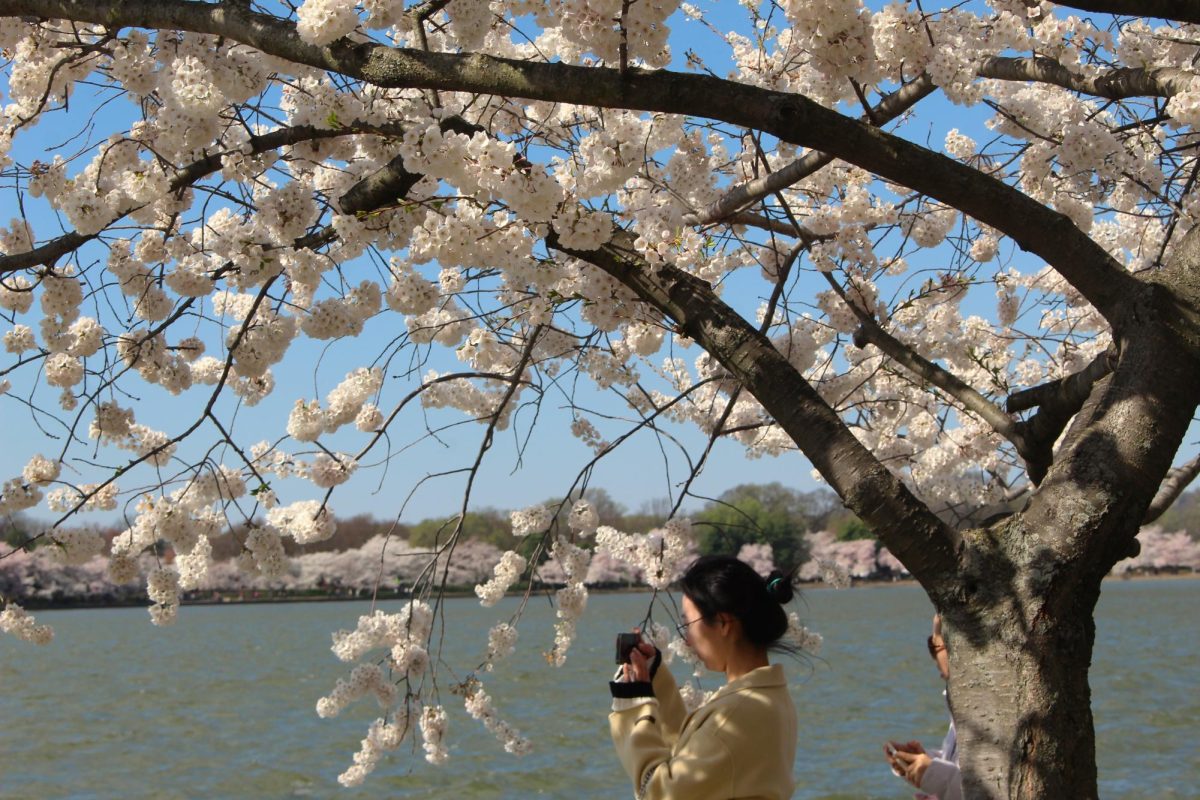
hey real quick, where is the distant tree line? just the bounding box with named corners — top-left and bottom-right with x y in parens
top-left (2, 482), bottom-right (1195, 610)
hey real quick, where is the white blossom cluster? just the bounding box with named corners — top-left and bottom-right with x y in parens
top-left (146, 566), bottom-right (181, 626)
top-left (266, 500), bottom-right (337, 545)
top-left (510, 504), bottom-right (551, 537)
top-left (535, 0), bottom-right (680, 68)
top-left (101, 475), bottom-right (239, 618)
top-left (475, 550), bottom-right (527, 607)
top-left (783, 611), bottom-right (824, 656)
top-left (286, 367), bottom-right (384, 444)
top-left (464, 682), bottom-right (531, 756)
top-left (49, 529), bottom-right (105, 566)
top-left (309, 453), bottom-right (358, 488)
top-left (485, 622), bottom-right (519, 668)
top-left (328, 602), bottom-right (435, 673)
top-left (0, 477), bottom-right (41, 516)
top-left (547, 534), bottom-right (592, 665)
top-left (594, 518), bottom-right (695, 590)
top-left (45, 481), bottom-right (119, 516)
top-left (567, 499), bottom-right (600, 536)
top-left (0, 603), bottom-right (54, 644)
top-left (420, 704), bottom-right (450, 765)
top-left (337, 713), bottom-right (410, 788)
top-left (677, 682), bottom-right (717, 714)
top-left (21, 454), bottom-right (59, 485)
top-left (666, 635), bottom-right (702, 673)
top-left (316, 663), bottom-right (397, 719)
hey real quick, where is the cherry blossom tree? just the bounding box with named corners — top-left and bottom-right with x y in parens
top-left (1, 1), bottom-right (1199, 797)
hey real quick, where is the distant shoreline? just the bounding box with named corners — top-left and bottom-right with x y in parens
top-left (19, 569), bottom-right (1196, 612)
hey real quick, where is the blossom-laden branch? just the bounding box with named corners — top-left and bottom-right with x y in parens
top-left (0, 0), bottom-right (1143, 329)
top-left (423, 325), bottom-right (543, 606)
top-left (665, 240), bottom-right (803, 520)
top-left (836, 275), bottom-right (1028, 451)
top-left (0, 119), bottom-right (405, 275)
top-left (550, 226), bottom-right (960, 595)
top-left (337, 115), bottom-right (483, 214)
top-left (684, 50), bottom-right (1191, 229)
top-left (682, 74), bottom-right (936, 226)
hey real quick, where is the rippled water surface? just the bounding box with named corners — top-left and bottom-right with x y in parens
top-left (1, 578), bottom-right (1196, 799)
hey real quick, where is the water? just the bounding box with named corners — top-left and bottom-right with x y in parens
top-left (1, 578), bottom-right (1196, 799)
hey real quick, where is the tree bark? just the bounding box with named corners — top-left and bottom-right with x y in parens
top-left (946, 563), bottom-right (1102, 799)
top-left (1049, 0), bottom-right (1200, 25)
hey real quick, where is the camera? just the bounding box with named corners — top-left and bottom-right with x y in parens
top-left (615, 632), bottom-right (640, 664)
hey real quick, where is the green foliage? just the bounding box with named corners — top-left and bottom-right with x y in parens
top-left (2, 513), bottom-right (37, 549)
top-left (827, 509), bottom-right (874, 541)
top-left (407, 508), bottom-right (514, 549)
top-left (692, 482), bottom-right (829, 567)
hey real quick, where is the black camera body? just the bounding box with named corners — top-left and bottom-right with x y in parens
top-left (615, 632), bottom-right (640, 664)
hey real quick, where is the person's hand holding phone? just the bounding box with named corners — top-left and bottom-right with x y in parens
top-left (888, 741), bottom-right (932, 787)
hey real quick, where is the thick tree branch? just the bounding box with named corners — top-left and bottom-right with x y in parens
top-left (1006, 349), bottom-right (1117, 414)
top-left (550, 227), bottom-right (960, 593)
top-left (337, 116), bottom-right (483, 214)
top-left (977, 56), bottom-right (1195, 100)
top-left (0, 231), bottom-right (95, 273)
top-left (1049, 0), bottom-right (1200, 24)
top-left (0, 0), bottom-right (1142, 328)
top-left (1144, 451), bottom-right (1200, 524)
top-left (1009, 349), bottom-right (1117, 485)
top-left (687, 53), bottom-right (1190, 230)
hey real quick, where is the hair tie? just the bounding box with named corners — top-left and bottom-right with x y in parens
top-left (766, 577), bottom-right (782, 592)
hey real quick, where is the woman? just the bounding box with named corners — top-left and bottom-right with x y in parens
top-left (608, 555), bottom-right (801, 800)
top-left (883, 613), bottom-right (962, 800)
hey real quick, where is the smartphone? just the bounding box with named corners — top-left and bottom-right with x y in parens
top-left (885, 743), bottom-right (898, 757)
top-left (615, 632), bottom-right (640, 664)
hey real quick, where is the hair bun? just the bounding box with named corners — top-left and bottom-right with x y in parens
top-left (765, 569), bottom-right (795, 604)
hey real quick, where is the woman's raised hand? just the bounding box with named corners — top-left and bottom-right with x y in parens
top-left (620, 629), bottom-right (657, 682)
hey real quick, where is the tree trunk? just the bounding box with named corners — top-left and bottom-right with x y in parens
top-left (946, 537), bottom-right (1103, 799)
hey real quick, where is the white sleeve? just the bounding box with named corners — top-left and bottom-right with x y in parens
top-left (919, 756), bottom-right (962, 800)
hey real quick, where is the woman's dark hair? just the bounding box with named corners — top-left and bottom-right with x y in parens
top-left (680, 555), bottom-right (804, 657)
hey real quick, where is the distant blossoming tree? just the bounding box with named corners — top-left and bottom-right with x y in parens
top-left (1, 1), bottom-right (1199, 797)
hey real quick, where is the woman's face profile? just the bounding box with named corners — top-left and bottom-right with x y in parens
top-left (681, 594), bottom-right (725, 673)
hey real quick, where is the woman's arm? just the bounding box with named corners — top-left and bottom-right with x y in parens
top-left (609, 705), bottom-right (736, 800)
top-left (649, 662), bottom-right (688, 742)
